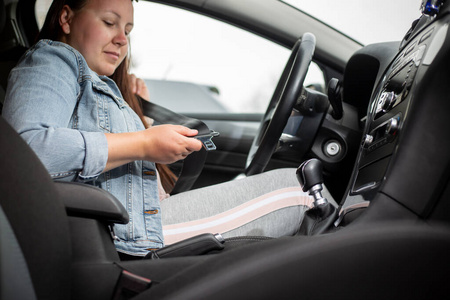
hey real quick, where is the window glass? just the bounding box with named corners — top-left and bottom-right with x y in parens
top-left (131, 2), bottom-right (287, 113)
top-left (131, 2), bottom-right (324, 114)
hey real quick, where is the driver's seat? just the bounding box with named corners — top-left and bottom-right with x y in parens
top-left (0, 116), bottom-right (71, 299)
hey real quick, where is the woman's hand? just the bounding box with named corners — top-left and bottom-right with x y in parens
top-left (128, 73), bottom-right (150, 101)
top-left (140, 125), bottom-right (203, 164)
top-left (104, 124), bottom-right (203, 171)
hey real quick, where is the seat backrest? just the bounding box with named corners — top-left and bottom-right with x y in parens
top-left (0, 116), bottom-right (72, 300)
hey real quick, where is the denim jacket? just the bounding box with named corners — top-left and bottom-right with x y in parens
top-left (3, 40), bottom-right (163, 255)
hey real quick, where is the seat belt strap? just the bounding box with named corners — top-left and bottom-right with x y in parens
top-left (141, 100), bottom-right (211, 194)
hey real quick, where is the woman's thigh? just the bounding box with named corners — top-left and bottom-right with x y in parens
top-left (161, 168), bottom-right (334, 244)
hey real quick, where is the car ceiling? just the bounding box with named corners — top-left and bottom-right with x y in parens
top-left (148, 0), bottom-right (363, 72)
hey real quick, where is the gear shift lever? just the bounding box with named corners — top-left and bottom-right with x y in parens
top-left (296, 159), bottom-right (337, 235)
top-left (296, 159), bottom-right (328, 207)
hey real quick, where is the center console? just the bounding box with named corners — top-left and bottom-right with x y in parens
top-left (352, 31), bottom-right (427, 196)
top-left (338, 3), bottom-right (450, 220)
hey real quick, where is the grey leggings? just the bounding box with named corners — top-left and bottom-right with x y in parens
top-left (161, 168), bottom-right (335, 244)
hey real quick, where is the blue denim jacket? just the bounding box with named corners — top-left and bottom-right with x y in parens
top-left (3, 40), bottom-right (163, 255)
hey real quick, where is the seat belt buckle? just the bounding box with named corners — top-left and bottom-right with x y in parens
top-left (195, 130), bottom-right (220, 151)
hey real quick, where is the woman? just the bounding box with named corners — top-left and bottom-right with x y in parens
top-left (3, 0), bottom-right (329, 258)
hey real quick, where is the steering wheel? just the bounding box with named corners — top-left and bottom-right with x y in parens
top-left (245, 33), bottom-right (316, 176)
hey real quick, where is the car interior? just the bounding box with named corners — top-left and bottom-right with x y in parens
top-left (1, 0), bottom-right (450, 299)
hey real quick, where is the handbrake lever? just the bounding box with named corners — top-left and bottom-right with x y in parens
top-left (146, 233), bottom-right (225, 259)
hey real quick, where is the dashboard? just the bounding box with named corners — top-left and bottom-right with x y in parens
top-left (339, 4), bottom-right (450, 222)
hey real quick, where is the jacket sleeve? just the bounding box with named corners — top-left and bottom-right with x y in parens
top-left (2, 41), bottom-right (108, 181)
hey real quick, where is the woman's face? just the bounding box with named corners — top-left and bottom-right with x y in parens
top-left (59, 0), bottom-right (133, 76)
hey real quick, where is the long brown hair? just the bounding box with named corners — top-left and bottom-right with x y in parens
top-left (38, 0), bottom-right (177, 193)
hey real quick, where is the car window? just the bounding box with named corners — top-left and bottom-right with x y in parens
top-left (35, 0), bottom-right (325, 114)
top-left (131, 1), bottom-right (324, 114)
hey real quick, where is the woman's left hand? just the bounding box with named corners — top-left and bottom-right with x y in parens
top-left (128, 73), bottom-right (150, 101)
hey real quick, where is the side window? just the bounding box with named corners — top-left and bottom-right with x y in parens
top-left (131, 2), bottom-right (325, 114)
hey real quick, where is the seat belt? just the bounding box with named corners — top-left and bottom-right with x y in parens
top-left (141, 100), bottom-right (214, 194)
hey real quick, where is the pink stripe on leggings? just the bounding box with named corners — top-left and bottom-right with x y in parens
top-left (163, 187), bottom-right (313, 244)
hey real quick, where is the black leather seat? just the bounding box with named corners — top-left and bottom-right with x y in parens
top-left (0, 116), bottom-right (71, 299)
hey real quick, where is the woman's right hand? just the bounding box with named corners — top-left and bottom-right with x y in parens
top-left (104, 124), bottom-right (203, 172)
top-left (140, 124), bottom-right (203, 164)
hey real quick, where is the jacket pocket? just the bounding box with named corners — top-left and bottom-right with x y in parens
top-left (92, 81), bottom-right (127, 132)
top-left (95, 93), bottom-right (110, 132)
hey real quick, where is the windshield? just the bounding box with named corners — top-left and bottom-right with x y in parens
top-left (282, 0), bottom-right (422, 45)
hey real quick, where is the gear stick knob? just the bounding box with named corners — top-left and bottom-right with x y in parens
top-left (296, 159), bottom-right (328, 207)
